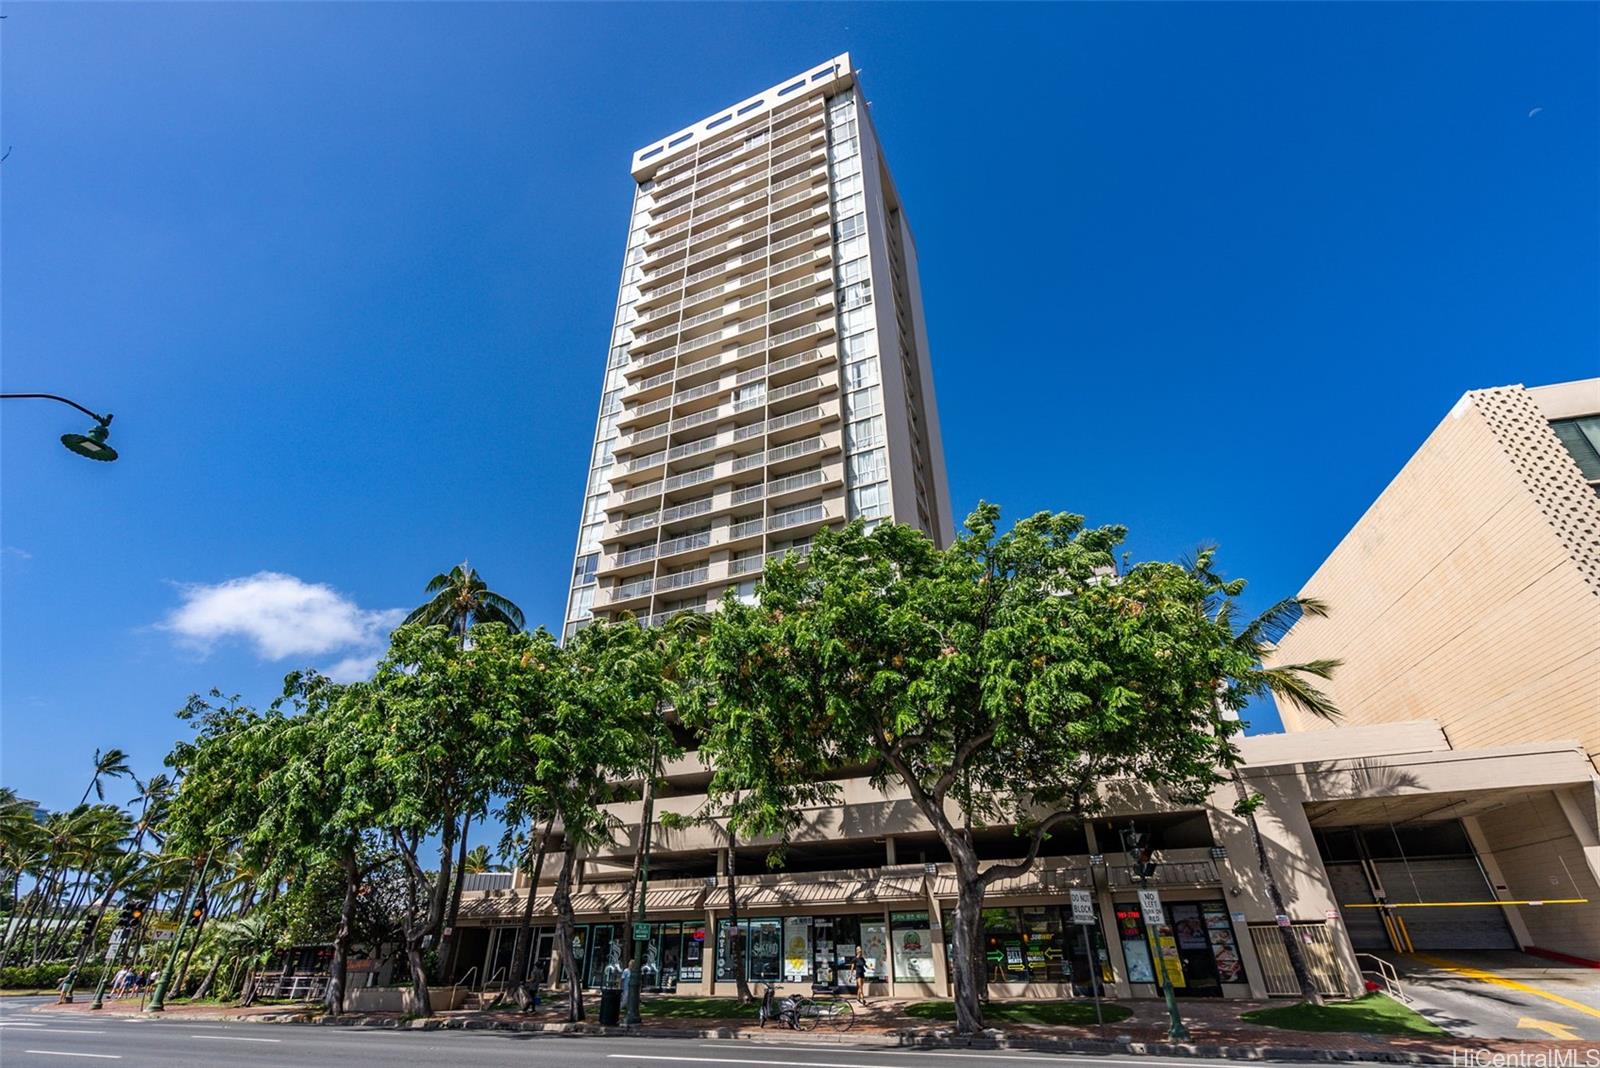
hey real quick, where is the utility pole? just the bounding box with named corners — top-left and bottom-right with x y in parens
top-left (1122, 825), bottom-right (1188, 1041)
top-left (146, 852), bottom-right (213, 1012)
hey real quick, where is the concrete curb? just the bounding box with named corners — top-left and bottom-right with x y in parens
top-left (51, 1004), bottom-right (1458, 1064)
top-left (292, 1013), bottom-right (1459, 1064)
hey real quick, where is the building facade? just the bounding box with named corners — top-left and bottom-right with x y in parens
top-left (562, 54), bottom-right (953, 638)
top-left (1271, 378), bottom-right (1600, 962)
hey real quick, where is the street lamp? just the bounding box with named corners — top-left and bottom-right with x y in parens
top-left (1, 393), bottom-right (118, 461)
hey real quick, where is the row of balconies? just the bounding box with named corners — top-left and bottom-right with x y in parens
top-left (635, 215), bottom-right (826, 328)
top-left (648, 154), bottom-right (824, 243)
top-left (625, 304), bottom-right (836, 394)
top-left (645, 169), bottom-right (827, 259)
top-left (611, 370), bottom-right (838, 495)
top-left (647, 127), bottom-right (826, 219)
top-left (648, 91), bottom-right (822, 193)
top-left (602, 465), bottom-right (841, 578)
top-left (646, 133), bottom-right (832, 246)
top-left (596, 501), bottom-right (839, 608)
top-left (635, 235), bottom-right (830, 320)
top-left (644, 162), bottom-right (827, 254)
top-left (643, 201), bottom-right (829, 294)
top-left (615, 370), bottom-right (832, 458)
top-left (643, 180), bottom-right (830, 270)
top-left (648, 99), bottom-right (825, 201)
top-left (610, 398), bottom-right (842, 498)
top-left (632, 269), bottom-right (830, 358)
top-left (603, 440), bottom-right (841, 543)
top-left (622, 310), bottom-right (833, 428)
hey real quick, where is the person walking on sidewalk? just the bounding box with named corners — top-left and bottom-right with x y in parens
top-left (852, 947), bottom-right (869, 1006)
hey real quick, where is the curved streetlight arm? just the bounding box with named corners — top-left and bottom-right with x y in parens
top-left (0, 393), bottom-right (114, 426)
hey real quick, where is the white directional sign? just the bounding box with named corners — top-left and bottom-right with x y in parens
top-left (1137, 888), bottom-right (1165, 927)
top-left (1069, 888), bottom-right (1096, 926)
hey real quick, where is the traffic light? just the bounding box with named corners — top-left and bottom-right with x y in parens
top-left (1121, 826), bottom-right (1158, 878)
top-left (120, 902), bottom-right (147, 929)
top-left (190, 897), bottom-right (207, 922)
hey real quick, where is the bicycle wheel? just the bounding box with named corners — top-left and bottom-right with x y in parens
top-left (826, 999), bottom-right (855, 1032)
top-left (792, 996), bottom-right (819, 1031)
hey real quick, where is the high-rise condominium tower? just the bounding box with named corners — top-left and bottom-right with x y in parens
top-left (562, 54), bottom-right (952, 637)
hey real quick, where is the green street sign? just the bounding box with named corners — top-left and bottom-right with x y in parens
top-left (633, 923), bottom-right (652, 940)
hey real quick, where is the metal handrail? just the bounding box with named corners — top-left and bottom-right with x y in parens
top-left (451, 965), bottom-right (478, 1008)
top-left (1354, 952), bottom-right (1407, 1002)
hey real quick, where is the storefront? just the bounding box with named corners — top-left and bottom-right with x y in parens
top-left (1113, 898), bottom-right (1246, 997)
top-left (952, 905), bottom-right (1109, 995)
top-left (714, 913), bottom-right (890, 987)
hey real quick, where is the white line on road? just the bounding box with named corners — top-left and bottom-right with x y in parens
top-left (22, 1052), bottom-right (122, 1060)
top-left (189, 1034), bottom-right (282, 1043)
top-left (0, 1021), bottom-right (46, 1026)
top-left (617, 1057), bottom-right (911, 1068)
top-left (17, 1028), bottom-right (109, 1035)
top-left (702, 1047), bottom-right (1056, 1061)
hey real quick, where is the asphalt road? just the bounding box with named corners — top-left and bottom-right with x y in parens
top-left (1382, 951), bottom-right (1600, 1042)
top-left (0, 998), bottom-right (1289, 1068)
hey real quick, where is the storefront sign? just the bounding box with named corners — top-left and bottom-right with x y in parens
top-left (1275, 913), bottom-right (1292, 927)
top-left (1137, 889), bottom-right (1165, 927)
top-left (633, 923), bottom-right (652, 941)
top-left (1069, 889), bottom-right (1096, 926)
top-left (782, 916), bottom-right (811, 982)
top-left (1154, 931), bottom-right (1185, 989)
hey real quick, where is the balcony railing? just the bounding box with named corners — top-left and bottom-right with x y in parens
top-left (768, 503), bottom-right (828, 531)
top-left (655, 566), bottom-right (710, 592)
top-left (659, 498), bottom-right (713, 526)
top-left (613, 543), bottom-right (657, 567)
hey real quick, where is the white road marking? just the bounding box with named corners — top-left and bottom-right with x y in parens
top-left (18, 1028), bottom-right (108, 1035)
top-left (22, 1052), bottom-right (122, 1060)
top-left (0, 1021), bottom-right (47, 1026)
top-left (702, 1047), bottom-right (1055, 1061)
top-left (617, 1058), bottom-right (905, 1068)
top-left (189, 1034), bottom-right (282, 1043)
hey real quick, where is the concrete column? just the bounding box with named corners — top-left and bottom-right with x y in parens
top-left (1462, 814), bottom-right (1533, 948)
top-left (705, 905), bottom-right (719, 996)
top-left (924, 873), bottom-right (950, 997)
top-left (884, 836), bottom-right (897, 867)
top-left (1555, 784), bottom-right (1600, 886)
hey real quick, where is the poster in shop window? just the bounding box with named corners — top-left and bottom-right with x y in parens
top-left (895, 924), bottom-right (935, 981)
top-left (1201, 903), bottom-right (1244, 983)
top-left (860, 921), bottom-right (889, 979)
top-left (783, 917), bottom-right (812, 982)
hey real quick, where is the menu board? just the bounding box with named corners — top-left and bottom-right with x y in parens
top-left (679, 926), bottom-right (704, 983)
top-left (1201, 903), bottom-right (1244, 983)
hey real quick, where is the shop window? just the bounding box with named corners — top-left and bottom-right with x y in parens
top-left (890, 911), bottom-right (936, 982)
top-left (1115, 900), bottom-right (1242, 996)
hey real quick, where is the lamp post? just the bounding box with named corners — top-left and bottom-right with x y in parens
top-left (0, 393), bottom-right (119, 461)
top-left (1122, 824), bottom-right (1189, 1042)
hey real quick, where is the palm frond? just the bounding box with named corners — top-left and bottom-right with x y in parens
top-left (1258, 665), bottom-right (1342, 723)
top-left (1238, 596), bottom-right (1328, 647)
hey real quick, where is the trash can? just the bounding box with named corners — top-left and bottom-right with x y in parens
top-left (598, 987), bottom-right (622, 1026)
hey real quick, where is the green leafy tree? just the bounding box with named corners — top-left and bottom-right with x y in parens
top-left (361, 623), bottom-right (536, 1016)
top-left (531, 620), bottom-right (669, 1021)
top-left (402, 563), bottom-right (526, 976)
top-left (692, 506), bottom-right (1271, 1034)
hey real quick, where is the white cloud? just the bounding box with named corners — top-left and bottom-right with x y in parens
top-left (163, 572), bottom-right (404, 669)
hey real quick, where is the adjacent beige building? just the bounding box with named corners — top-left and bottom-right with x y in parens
top-left (1271, 378), bottom-right (1600, 963)
top-left (562, 54), bottom-right (952, 638)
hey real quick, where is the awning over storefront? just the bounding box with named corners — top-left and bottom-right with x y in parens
top-left (737, 878), bottom-right (880, 909)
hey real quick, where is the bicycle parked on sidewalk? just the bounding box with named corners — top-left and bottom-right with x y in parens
top-left (758, 979), bottom-right (855, 1032)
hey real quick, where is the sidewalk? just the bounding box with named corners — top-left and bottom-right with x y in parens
top-left (40, 993), bottom-right (1600, 1064)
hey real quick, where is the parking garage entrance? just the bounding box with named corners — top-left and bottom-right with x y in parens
top-left (1314, 820), bottom-right (1517, 951)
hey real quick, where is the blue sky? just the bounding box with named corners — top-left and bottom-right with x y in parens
top-left (3, 3), bottom-right (1596, 818)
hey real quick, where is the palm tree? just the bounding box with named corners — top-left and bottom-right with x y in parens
top-left (405, 562), bottom-right (525, 979)
top-left (462, 845), bottom-right (496, 874)
top-left (1208, 567), bottom-right (1343, 1007)
top-left (79, 748), bottom-right (135, 807)
top-left (403, 562), bottom-right (525, 643)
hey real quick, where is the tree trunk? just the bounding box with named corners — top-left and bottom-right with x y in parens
top-left (508, 816), bottom-right (554, 989)
top-left (1232, 772), bottom-right (1323, 1005)
top-left (551, 847), bottom-right (584, 1022)
top-left (192, 953), bottom-right (224, 1001)
top-left (626, 744), bottom-right (658, 997)
top-left (723, 831), bottom-right (750, 1004)
top-left (946, 840), bottom-right (988, 1036)
top-left (327, 846), bottom-right (360, 1016)
top-left (443, 811), bottom-right (472, 981)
